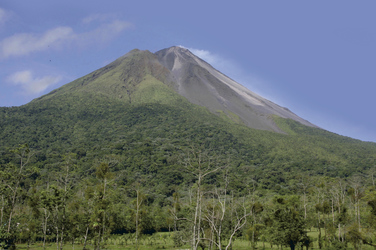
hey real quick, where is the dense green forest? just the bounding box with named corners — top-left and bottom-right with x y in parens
top-left (2, 143), bottom-right (376, 250)
top-left (1, 90), bottom-right (376, 249)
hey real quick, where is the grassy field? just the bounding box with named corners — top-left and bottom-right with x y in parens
top-left (14, 230), bottom-right (376, 250)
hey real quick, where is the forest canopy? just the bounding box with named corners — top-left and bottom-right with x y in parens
top-left (1, 94), bottom-right (376, 249)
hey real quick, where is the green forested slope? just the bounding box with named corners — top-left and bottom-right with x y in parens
top-left (1, 89), bottom-right (375, 195)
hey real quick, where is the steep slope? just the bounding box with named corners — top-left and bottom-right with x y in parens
top-left (33, 46), bottom-right (316, 133)
top-left (155, 46), bottom-right (317, 132)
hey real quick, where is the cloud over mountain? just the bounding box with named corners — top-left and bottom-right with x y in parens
top-left (7, 70), bottom-right (62, 95)
top-left (0, 27), bottom-right (74, 58)
top-left (0, 17), bottom-right (132, 59)
top-left (0, 8), bottom-right (11, 27)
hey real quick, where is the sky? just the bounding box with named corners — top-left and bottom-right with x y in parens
top-left (1, 1), bottom-right (376, 142)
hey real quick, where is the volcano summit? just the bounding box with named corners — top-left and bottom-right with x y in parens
top-left (34, 46), bottom-right (316, 133)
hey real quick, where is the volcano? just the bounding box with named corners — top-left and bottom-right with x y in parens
top-left (1, 45), bottom-right (376, 193)
top-left (33, 46), bottom-right (316, 133)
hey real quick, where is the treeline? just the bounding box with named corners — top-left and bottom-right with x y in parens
top-left (2, 144), bottom-right (376, 250)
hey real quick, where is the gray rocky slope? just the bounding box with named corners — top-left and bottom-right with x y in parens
top-left (155, 46), bottom-right (317, 132)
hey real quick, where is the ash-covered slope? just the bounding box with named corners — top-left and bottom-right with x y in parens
top-left (155, 46), bottom-right (317, 132)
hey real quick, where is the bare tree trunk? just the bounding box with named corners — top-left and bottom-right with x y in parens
top-left (83, 226), bottom-right (89, 249)
top-left (7, 209), bottom-right (14, 233)
top-left (134, 187), bottom-right (144, 249)
top-left (225, 197), bottom-right (251, 250)
top-left (318, 211), bottom-right (322, 250)
top-left (358, 201), bottom-right (361, 230)
top-left (349, 175), bottom-right (363, 232)
top-left (304, 192), bottom-right (307, 220)
top-left (0, 195), bottom-right (4, 226)
top-left (198, 191), bottom-right (203, 249)
top-left (101, 179), bottom-right (107, 245)
top-left (60, 226), bottom-right (64, 250)
top-left (7, 144), bottom-right (32, 233)
top-left (183, 150), bottom-right (224, 250)
top-left (42, 208), bottom-right (49, 250)
top-left (192, 176), bottom-right (201, 250)
top-left (331, 198), bottom-right (335, 225)
top-left (56, 225), bottom-right (59, 250)
top-left (298, 175), bottom-right (311, 221)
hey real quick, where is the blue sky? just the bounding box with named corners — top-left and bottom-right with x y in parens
top-left (1, 1), bottom-right (376, 142)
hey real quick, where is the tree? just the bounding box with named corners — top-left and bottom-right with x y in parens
top-left (267, 196), bottom-right (310, 250)
top-left (246, 223), bottom-right (265, 250)
top-left (49, 185), bottom-right (65, 250)
top-left (296, 174), bottom-right (312, 220)
top-left (170, 189), bottom-right (181, 232)
top-left (192, 170), bottom-right (253, 250)
top-left (6, 144), bottom-right (32, 234)
top-left (0, 144), bottom-right (33, 248)
top-left (81, 184), bottom-right (96, 250)
top-left (224, 195), bottom-right (253, 250)
top-left (92, 162), bottom-right (114, 250)
top-left (330, 178), bottom-right (347, 242)
top-left (55, 153), bottom-right (77, 250)
top-left (39, 187), bottom-right (53, 250)
top-left (183, 150), bottom-right (224, 250)
top-left (348, 175), bottom-right (364, 230)
top-left (313, 178), bottom-right (327, 249)
top-left (131, 182), bottom-right (146, 248)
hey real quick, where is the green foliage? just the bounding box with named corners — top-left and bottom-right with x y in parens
top-left (266, 196), bottom-right (310, 249)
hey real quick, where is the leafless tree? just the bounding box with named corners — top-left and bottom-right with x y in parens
top-left (132, 182), bottom-right (146, 248)
top-left (348, 175), bottom-right (364, 230)
top-left (183, 149), bottom-right (224, 250)
top-left (329, 178), bottom-right (347, 241)
top-left (200, 171), bottom-right (252, 250)
top-left (6, 144), bottom-right (33, 233)
top-left (297, 174), bottom-right (312, 220)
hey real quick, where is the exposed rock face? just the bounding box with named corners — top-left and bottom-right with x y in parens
top-left (155, 46), bottom-right (317, 131)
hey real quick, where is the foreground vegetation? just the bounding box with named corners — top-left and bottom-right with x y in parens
top-left (11, 231), bottom-right (376, 250)
top-left (2, 143), bottom-right (376, 250)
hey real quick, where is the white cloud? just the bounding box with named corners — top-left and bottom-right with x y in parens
top-left (77, 20), bottom-right (132, 46)
top-left (182, 46), bottom-right (241, 78)
top-left (0, 8), bottom-right (10, 26)
top-left (186, 48), bottom-right (220, 66)
top-left (181, 46), bottom-right (248, 83)
top-left (7, 70), bottom-right (62, 94)
top-left (179, 46), bottom-right (221, 66)
top-left (0, 27), bottom-right (74, 58)
top-left (0, 18), bottom-right (132, 59)
top-left (180, 46), bottom-right (287, 106)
